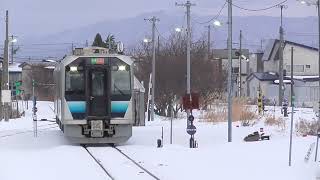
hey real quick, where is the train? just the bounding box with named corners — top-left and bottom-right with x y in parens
top-left (54, 47), bottom-right (135, 144)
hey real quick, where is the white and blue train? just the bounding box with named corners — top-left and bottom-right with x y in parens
top-left (54, 47), bottom-right (135, 144)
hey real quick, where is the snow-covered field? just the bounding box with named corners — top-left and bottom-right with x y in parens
top-left (0, 101), bottom-right (318, 180)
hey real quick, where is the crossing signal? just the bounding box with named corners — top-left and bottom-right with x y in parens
top-left (15, 80), bottom-right (22, 95)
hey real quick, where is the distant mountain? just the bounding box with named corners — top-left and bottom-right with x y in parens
top-left (17, 11), bottom-right (319, 60)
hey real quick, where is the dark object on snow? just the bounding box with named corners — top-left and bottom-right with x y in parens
top-left (261, 135), bottom-right (270, 140)
top-left (244, 131), bottom-right (260, 142)
top-left (244, 131), bottom-right (271, 142)
top-left (157, 139), bottom-right (162, 148)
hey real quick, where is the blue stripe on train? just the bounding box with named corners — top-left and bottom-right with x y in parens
top-left (67, 101), bottom-right (129, 113)
top-left (67, 101), bottom-right (86, 113)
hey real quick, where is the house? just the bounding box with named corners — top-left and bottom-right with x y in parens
top-left (19, 61), bottom-right (56, 101)
top-left (263, 39), bottom-right (318, 76)
top-left (246, 39), bottom-right (319, 107)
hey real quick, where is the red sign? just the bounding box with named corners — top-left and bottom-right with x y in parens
top-left (182, 93), bottom-right (200, 110)
top-left (96, 58), bottom-right (104, 64)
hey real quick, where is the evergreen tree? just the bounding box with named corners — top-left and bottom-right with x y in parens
top-left (92, 33), bottom-right (106, 48)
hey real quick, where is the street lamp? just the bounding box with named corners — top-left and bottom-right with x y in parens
top-left (213, 20), bottom-right (222, 27)
top-left (175, 27), bottom-right (182, 33)
top-left (143, 38), bottom-right (151, 43)
top-left (297, 0), bottom-right (320, 162)
top-left (206, 20), bottom-right (222, 60)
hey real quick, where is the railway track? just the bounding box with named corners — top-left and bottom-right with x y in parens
top-left (112, 146), bottom-right (160, 180)
top-left (82, 145), bottom-right (115, 180)
top-left (82, 145), bottom-right (160, 180)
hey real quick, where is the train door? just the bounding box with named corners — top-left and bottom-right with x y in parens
top-left (87, 67), bottom-right (111, 118)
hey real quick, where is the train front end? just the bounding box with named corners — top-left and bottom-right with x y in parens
top-left (54, 53), bottom-right (134, 144)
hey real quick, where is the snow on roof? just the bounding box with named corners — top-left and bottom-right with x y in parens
top-left (7, 63), bottom-right (22, 72)
top-left (249, 72), bottom-right (278, 81)
top-left (44, 66), bottom-right (56, 69)
top-left (285, 75), bottom-right (319, 80)
top-left (274, 79), bottom-right (292, 84)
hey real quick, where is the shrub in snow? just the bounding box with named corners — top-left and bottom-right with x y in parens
top-left (202, 98), bottom-right (257, 124)
top-left (265, 115), bottom-right (286, 131)
top-left (295, 118), bottom-right (318, 136)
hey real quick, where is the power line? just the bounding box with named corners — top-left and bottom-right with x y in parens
top-left (155, 25), bottom-right (170, 41)
top-left (0, 42), bottom-right (85, 47)
top-left (231, 0), bottom-right (287, 12)
top-left (192, 1), bottom-right (227, 24)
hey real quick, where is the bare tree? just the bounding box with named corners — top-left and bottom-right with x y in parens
top-left (131, 32), bottom-right (226, 117)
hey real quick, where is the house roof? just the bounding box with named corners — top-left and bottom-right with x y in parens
top-left (262, 39), bottom-right (318, 61)
top-left (248, 72), bottom-right (279, 81)
top-left (19, 61), bottom-right (57, 68)
top-left (248, 72), bottom-right (319, 83)
top-left (0, 62), bottom-right (22, 72)
top-left (285, 75), bottom-right (320, 82)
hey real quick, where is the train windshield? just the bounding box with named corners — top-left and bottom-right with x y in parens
top-left (65, 70), bottom-right (84, 94)
top-left (111, 67), bottom-right (131, 95)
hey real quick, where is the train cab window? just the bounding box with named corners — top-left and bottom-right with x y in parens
top-left (91, 71), bottom-right (105, 96)
top-left (111, 65), bottom-right (131, 95)
top-left (65, 68), bottom-right (84, 95)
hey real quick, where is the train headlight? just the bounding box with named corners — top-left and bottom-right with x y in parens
top-left (118, 65), bottom-right (126, 71)
top-left (70, 66), bottom-right (78, 72)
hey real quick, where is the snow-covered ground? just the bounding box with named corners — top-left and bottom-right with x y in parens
top-left (0, 101), bottom-right (318, 180)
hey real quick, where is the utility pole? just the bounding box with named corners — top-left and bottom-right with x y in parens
top-left (71, 43), bottom-right (74, 55)
top-left (206, 25), bottom-right (211, 60)
top-left (11, 35), bottom-right (14, 64)
top-left (144, 16), bottom-right (159, 121)
top-left (278, 5), bottom-right (286, 106)
top-left (157, 35), bottom-right (160, 56)
top-left (315, 0), bottom-right (320, 162)
top-left (2, 10), bottom-right (9, 121)
top-left (289, 46), bottom-right (294, 166)
top-left (238, 30), bottom-right (242, 97)
top-left (176, 1), bottom-right (195, 127)
top-left (227, 0), bottom-right (233, 142)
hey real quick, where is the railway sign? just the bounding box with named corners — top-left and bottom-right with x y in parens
top-left (182, 93), bottom-right (200, 110)
top-left (1, 90), bottom-right (11, 103)
top-left (188, 115), bottom-right (194, 122)
top-left (186, 124), bottom-right (197, 135)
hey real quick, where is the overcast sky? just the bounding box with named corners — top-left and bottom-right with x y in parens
top-left (0, 0), bottom-right (318, 39)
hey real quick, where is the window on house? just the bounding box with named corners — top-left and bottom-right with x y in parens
top-left (232, 67), bottom-right (239, 73)
top-left (286, 65), bottom-right (304, 72)
top-left (306, 65), bottom-right (311, 69)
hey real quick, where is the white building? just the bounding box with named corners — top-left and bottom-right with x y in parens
top-left (247, 39), bottom-right (319, 107)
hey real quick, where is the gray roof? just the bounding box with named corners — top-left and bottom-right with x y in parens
top-left (249, 72), bottom-right (278, 81)
top-left (18, 61), bottom-right (57, 68)
top-left (262, 39), bottom-right (318, 61)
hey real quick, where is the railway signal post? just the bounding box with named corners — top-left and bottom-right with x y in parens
top-left (32, 80), bottom-right (38, 137)
top-left (183, 93), bottom-right (199, 148)
top-left (258, 85), bottom-right (262, 115)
